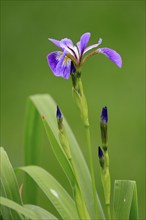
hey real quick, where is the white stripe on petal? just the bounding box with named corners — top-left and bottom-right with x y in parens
top-left (84, 38), bottom-right (102, 54)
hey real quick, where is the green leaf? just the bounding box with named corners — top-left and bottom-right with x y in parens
top-left (24, 101), bottom-right (41, 203)
top-left (19, 165), bottom-right (79, 220)
top-left (0, 197), bottom-right (57, 220)
top-left (24, 205), bottom-right (58, 219)
top-left (0, 180), bottom-right (12, 220)
top-left (113, 180), bottom-right (139, 220)
top-left (0, 147), bottom-right (23, 220)
top-left (0, 197), bottom-right (35, 220)
top-left (42, 115), bottom-right (75, 187)
top-left (26, 94), bottom-right (105, 219)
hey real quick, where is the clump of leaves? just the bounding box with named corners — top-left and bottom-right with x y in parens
top-left (0, 95), bottom-right (138, 220)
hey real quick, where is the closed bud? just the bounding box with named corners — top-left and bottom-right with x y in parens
top-left (98, 146), bottom-right (105, 169)
top-left (56, 106), bottom-right (71, 160)
top-left (56, 105), bottom-right (63, 130)
top-left (100, 106), bottom-right (108, 151)
top-left (101, 106), bottom-right (108, 123)
top-left (56, 105), bottom-right (62, 119)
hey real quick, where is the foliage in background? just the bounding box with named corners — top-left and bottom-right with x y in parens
top-left (0, 95), bottom-right (139, 219)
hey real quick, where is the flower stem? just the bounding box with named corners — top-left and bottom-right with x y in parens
top-left (69, 158), bottom-right (91, 219)
top-left (107, 204), bottom-right (111, 220)
top-left (57, 109), bottom-right (90, 219)
top-left (72, 75), bottom-right (98, 219)
top-left (85, 124), bottom-right (99, 219)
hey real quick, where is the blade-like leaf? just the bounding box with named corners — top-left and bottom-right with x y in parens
top-left (42, 117), bottom-right (75, 187)
top-left (113, 180), bottom-right (139, 220)
top-left (0, 147), bottom-right (23, 220)
top-left (26, 94), bottom-right (105, 219)
top-left (0, 197), bottom-right (57, 220)
top-left (19, 166), bottom-right (79, 220)
top-left (0, 180), bottom-right (12, 220)
top-left (24, 205), bottom-right (58, 220)
top-left (0, 197), bottom-right (36, 220)
top-left (24, 101), bottom-right (41, 203)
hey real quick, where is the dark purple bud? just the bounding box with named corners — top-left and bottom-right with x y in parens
top-left (101, 106), bottom-right (108, 123)
top-left (56, 105), bottom-right (62, 119)
top-left (98, 146), bottom-right (105, 169)
top-left (98, 146), bottom-right (104, 158)
top-left (71, 61), bottom-right (76, 74)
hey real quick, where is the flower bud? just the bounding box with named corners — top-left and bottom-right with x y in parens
top-left (101, 106), bottom-right (108, 123)
top-left (98, 146), bottom-right (105, 169)
top-left (56, 106), bottom-right (71, 160)
top-left (100, 106), bottom-right (108, 151)
top-left (56, 105), bottom-right (62, 119)
top-left (56, 105), bottom-right (63, 130)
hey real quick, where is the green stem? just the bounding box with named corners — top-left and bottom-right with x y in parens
top-left (85, 125), bottom-right (98, 219)
top-left (72, 75), bottom-right (98, 219)
top-left (107, 204), bottom-right (111, 220)
top-left (69, 158), bottom-right (91, 219)
top-left (58, 121), bottom-right (90, 219)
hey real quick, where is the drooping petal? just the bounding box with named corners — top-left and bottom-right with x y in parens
top-left (77, 32), bottom-right (91, 55)
top-left (47, 51), bottom-right (60, 74)
top-left (47, 51), bottom-right (71, 79)
top-left (55, 50), bottom-right (70, 78)
top-left (84, 38), bottom-right (102, 54)
top-left (49, 38), bottom-right (63, 49)
top-left (97, 47), bottom-right (122, 68)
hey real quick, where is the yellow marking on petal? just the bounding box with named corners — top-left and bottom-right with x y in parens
top-left (64, 56), bottom-right (70, 63)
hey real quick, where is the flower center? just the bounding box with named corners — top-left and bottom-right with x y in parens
top-left (64, 55), bottom-right (70, 63)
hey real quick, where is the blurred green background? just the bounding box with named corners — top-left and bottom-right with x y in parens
top-left (1, 0), bottom-right (145, 219)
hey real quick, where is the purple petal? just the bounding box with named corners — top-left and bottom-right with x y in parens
top-left (97, 48), bottom-right (122, 68)
top-left (47, 51), bottom-right (71, 79)
top-left (60, 38), bottom-right (79, 60)
top-left (49, 38), bottom-right (63, 49)
top-left (60, 38), bottom-right (74, 53)
top-left (84, 38), bottom-right (102, 54)
top-left (77, 32), bottom-right (91, 55)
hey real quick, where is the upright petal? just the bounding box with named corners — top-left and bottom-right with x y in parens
top-left (77, 32), bottom-right (91, 55)
top-left (97, 48), bottom-right (122, 68)
top-left (47, 51), bottom-right (71, 79)
top-left (84, 38), bottom-right (102, 54)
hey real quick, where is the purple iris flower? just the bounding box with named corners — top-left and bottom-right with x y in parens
top-left (47, 32), bottom-right (122, 79)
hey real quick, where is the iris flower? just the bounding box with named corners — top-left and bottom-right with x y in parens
top-left (47, 32), bottom-right (122, 79)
